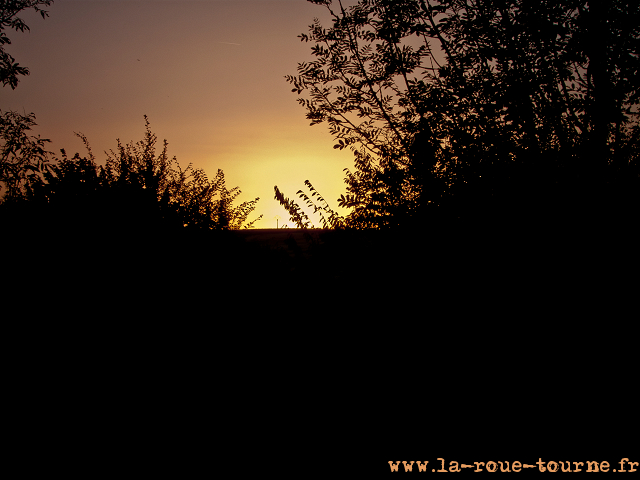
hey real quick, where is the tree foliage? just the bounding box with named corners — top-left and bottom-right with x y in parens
top-left (1, 1), bottom-right (54, 202)
top-left (274, 180), bottom-right (345, 229)
top-left (286, 0), bottom-right (640, 228)
top-left (6, 117), bottom-right (262, 233)
top-left (0, 109), bottom-right (51, 202)
top-left (1, 0), bottom-right (53, 89)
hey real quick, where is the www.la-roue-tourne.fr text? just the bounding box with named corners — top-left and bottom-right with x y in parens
top-left (389, 458), bottom-right (638, 473)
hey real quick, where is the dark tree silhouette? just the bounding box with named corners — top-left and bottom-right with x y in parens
top-left (1, 0), bottom-right (53, 89)
top-left (0, 110), bottom-right (51, 202)
top-left (285, 0), bottom-right (640, 228)
top-left (15, 117), bottom-right (263, 235)
top-left (1, 1), bottom-right (54, 202)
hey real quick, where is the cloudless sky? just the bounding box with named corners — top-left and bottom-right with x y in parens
top-left (2, 0), bottom-right (354, 228)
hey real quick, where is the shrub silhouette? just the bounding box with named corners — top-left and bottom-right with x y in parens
top-left (11, 117), bottom-right (262, 236)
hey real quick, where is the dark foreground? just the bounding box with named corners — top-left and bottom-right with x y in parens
top-left (5, 217), bottom-right (635, 313)
top-left (3, 220), bottom-right (636, 472)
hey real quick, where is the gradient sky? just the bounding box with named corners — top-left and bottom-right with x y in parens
top-left (2, 0), bottom-right (354, 228)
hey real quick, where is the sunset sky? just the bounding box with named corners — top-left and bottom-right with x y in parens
top-left (2, 0), bottom-right (354, 228)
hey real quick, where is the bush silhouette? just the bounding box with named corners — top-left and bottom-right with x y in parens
top-left (6, 117), bottom-right (262, 238)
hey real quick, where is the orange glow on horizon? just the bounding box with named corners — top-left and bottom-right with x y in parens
top-left (2, 0), bottom-right (351, 229)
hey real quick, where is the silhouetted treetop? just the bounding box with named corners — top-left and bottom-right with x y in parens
top-left (4, 117), bottom-right (262, 234)
top-left (1, 0), bottom-right (53, 89)
top-left (286, 0), bottom-right (640, 228)
top-left (1, 2), bottom-right (54, 205)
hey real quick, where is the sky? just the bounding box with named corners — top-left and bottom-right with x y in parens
top-left (2, 0), bottom-right (354, 228)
